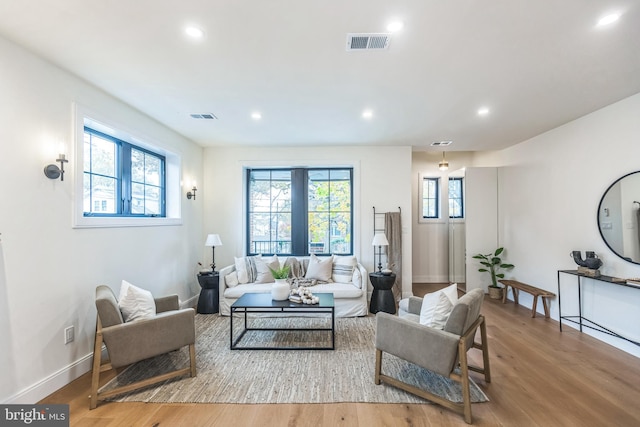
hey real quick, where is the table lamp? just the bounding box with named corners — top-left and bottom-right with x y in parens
top-left (205, 234), bottom-right (223, 271)
top-left (372, 233), bottom-right (389, 273)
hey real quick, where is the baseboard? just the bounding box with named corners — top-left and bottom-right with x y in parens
top-left (4, 352), bottom-right (94, 404)
top-left (412, 275), bottom-right (449, 283)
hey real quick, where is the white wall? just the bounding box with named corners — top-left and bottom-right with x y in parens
top-left (202, 146), bottom-right (413, 297)
top-left (476, 92), bottom-right (640, 357)
top-left (0, 36), bottom-right (204, 403)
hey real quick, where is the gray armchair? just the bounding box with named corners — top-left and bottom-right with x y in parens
top-left (90, 285), bottom-right (196, 409)
top-left (375, 288), bottom-right (490, 424)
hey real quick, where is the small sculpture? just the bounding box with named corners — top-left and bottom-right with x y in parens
top-left (570, 251), bottom-right (603, 270)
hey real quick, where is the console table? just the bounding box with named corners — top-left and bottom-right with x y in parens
top-left (557, 270), bottom-right (639, 347)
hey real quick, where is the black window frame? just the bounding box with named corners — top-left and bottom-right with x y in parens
top-left (246, 167), bottom-right (353, 256)
top-left (448, 177), bottom-right (464, 219)
top-left (422, 177), bottom-right (440, 219)
top-left (83, 126), bottom-right (166, 217)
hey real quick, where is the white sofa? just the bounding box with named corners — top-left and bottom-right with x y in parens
top-left (218, 255), bottom-right (368, 317)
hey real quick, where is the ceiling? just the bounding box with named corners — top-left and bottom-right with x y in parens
top-left (1, 1), bottom-right (639, 151)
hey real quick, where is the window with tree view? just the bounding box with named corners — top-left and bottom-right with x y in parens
top-left (83, 127), bottom-right (165, 217)
top-left (247, 168), bottom-right (352, 256)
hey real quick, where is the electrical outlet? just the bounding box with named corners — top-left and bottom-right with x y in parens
top-left (64, 326), bottom-right (74, 344)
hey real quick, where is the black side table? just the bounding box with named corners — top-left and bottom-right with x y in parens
top-left (369, 272), bottom-right (397, 314)
top-left (197, 272), bottom-right (219, 314)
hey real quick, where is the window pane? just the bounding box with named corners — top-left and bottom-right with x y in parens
top-left (248, 170), bottom-right (292, 254)
top-left (308, 212), bottom-right (329, 253)
top-left (145, 154), bottom-right (161, 186)
top-left (91, 136), bottom-right (117, 177)
top-left (90, 175), bottom-right (117, 214)
top-left (330, 180), bottom-right (350, 210)
top-left (309, 179), bottom-right (329, 211)
top-left (145, 186), bottom-right (161, 215)
top-left (131, 149), bottom-right (145, 182)
top-left (131, 183), bottom-right (145, 214)
top-left (330, 212), bottom-right (351, 254)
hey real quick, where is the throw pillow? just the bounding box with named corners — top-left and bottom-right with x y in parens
top-left (305, 254), bottom-right (334, 282)
top-left (225, 271), bottom-right (239, 288)
top-left (429, 292), bottom-right (454, 329)
top-left (419, 283), bottom-right (458, 326)
top-left (332, 255), bottom-right (357, 283)
top-left (234, 256), bottom-right (258, 284)
top-left (118, 280), bottom-right (156, 322)
top-left (254, 255), bottom-right (280, 283)
top-left (352, 267), bottom-right (362, 289)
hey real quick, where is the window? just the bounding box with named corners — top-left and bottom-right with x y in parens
top-left (422, 177), bottom-right (439, 219)
top-left (83, 127), bottom-right (165, 217)
top-left (448, 177), bottom-right (464, 219)
top-left (247, 168), bottom-right (353, 256)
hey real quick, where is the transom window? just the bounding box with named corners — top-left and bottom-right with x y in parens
top-left (247, 168), bottom-right (353, 256)
top-left (83, 127), bottom-right (165, 217)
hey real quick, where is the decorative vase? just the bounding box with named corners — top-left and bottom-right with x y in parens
top-left (488, 286), bottom-right (503, 300)
top-left (271, 279), bottom-right (290, 301)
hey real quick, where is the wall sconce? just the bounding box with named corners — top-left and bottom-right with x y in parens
top-left (186, 185), bottom-right (197, 200)
top-left (438, 151), bottom-right (449, 171)
top-left (44, 154), bottom-right (69, 181)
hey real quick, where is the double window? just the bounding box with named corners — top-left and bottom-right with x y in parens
top-left (421, 176), bottom-right (464, 220)
top-left (246, 168), bottom-right (353, 256)
top-left (83, 127), bottom-right (166, 217)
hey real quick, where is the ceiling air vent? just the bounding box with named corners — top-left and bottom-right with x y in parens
top-left (190, 113), bottom-right (218, 120)
top-left (431, 141), bottom-right (453, 147)
top-left (346, 33), bottom-right (391, 51)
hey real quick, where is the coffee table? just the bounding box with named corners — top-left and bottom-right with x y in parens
top-left (230, 292), bottom-right (335, 350)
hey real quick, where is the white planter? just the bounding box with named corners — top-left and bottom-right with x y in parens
top-left (271, 279), bottom-right (290, 301)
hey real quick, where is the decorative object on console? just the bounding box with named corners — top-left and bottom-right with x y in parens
top-left (570, 250), bottom-right (602, 276)
top-left (372, 233), bottom-right (389, 273)
top-left (289, 287), bottom-right (319, 304)
top-left (205, 234), bottom-right (222, 271)
top-left (44, 153), bottom-right (68, 181)
top-left (472, 247), bottom-right (515, 299)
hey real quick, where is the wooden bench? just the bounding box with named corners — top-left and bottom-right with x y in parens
top-left (498, 280), bottom-right (555, 318)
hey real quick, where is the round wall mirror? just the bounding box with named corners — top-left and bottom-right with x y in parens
top-left (597, 171), bottom-right (640, 264)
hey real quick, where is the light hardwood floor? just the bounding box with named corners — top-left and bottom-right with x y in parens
top-left (40, 284), bottom-right (640, 426)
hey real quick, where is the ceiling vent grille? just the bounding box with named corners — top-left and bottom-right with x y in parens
top-left (346, 33), bottom-right (391, 51)
top-left (431, 141), bottom-right (453, 146)
top-left (190, 113), bottom-right (218, 120)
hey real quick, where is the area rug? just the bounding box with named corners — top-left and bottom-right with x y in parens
top-left (101, 314), bottom-right (489, 404)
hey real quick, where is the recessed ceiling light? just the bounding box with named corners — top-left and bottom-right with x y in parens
top-left (362, 109), bottom-right (373, 119)
top-left (387, 21), bottom-right (404, 33)
top-left (597, 13), bottom-right (621, 27)
top-left (477, 107), bottom-right (490, 116)
top-left (251, 112), bottom-right (262, 120)
top-left (185, 26), bottom-right (204, 39)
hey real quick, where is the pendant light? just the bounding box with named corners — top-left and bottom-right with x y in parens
top-left (438, 152), bottom-right (449, 171)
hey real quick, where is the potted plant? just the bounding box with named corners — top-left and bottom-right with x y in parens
top-left (472, 247), bottom-right (514, 299)
top-left (269, 265), bottom-right (291, 282)
top-left (269, 265), bottom-right (291, 300)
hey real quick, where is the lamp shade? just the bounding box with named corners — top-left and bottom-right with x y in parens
top-left (205, 234), bottom-right (222, 247)
top-left (372, 233), bottom-right (389, 246)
